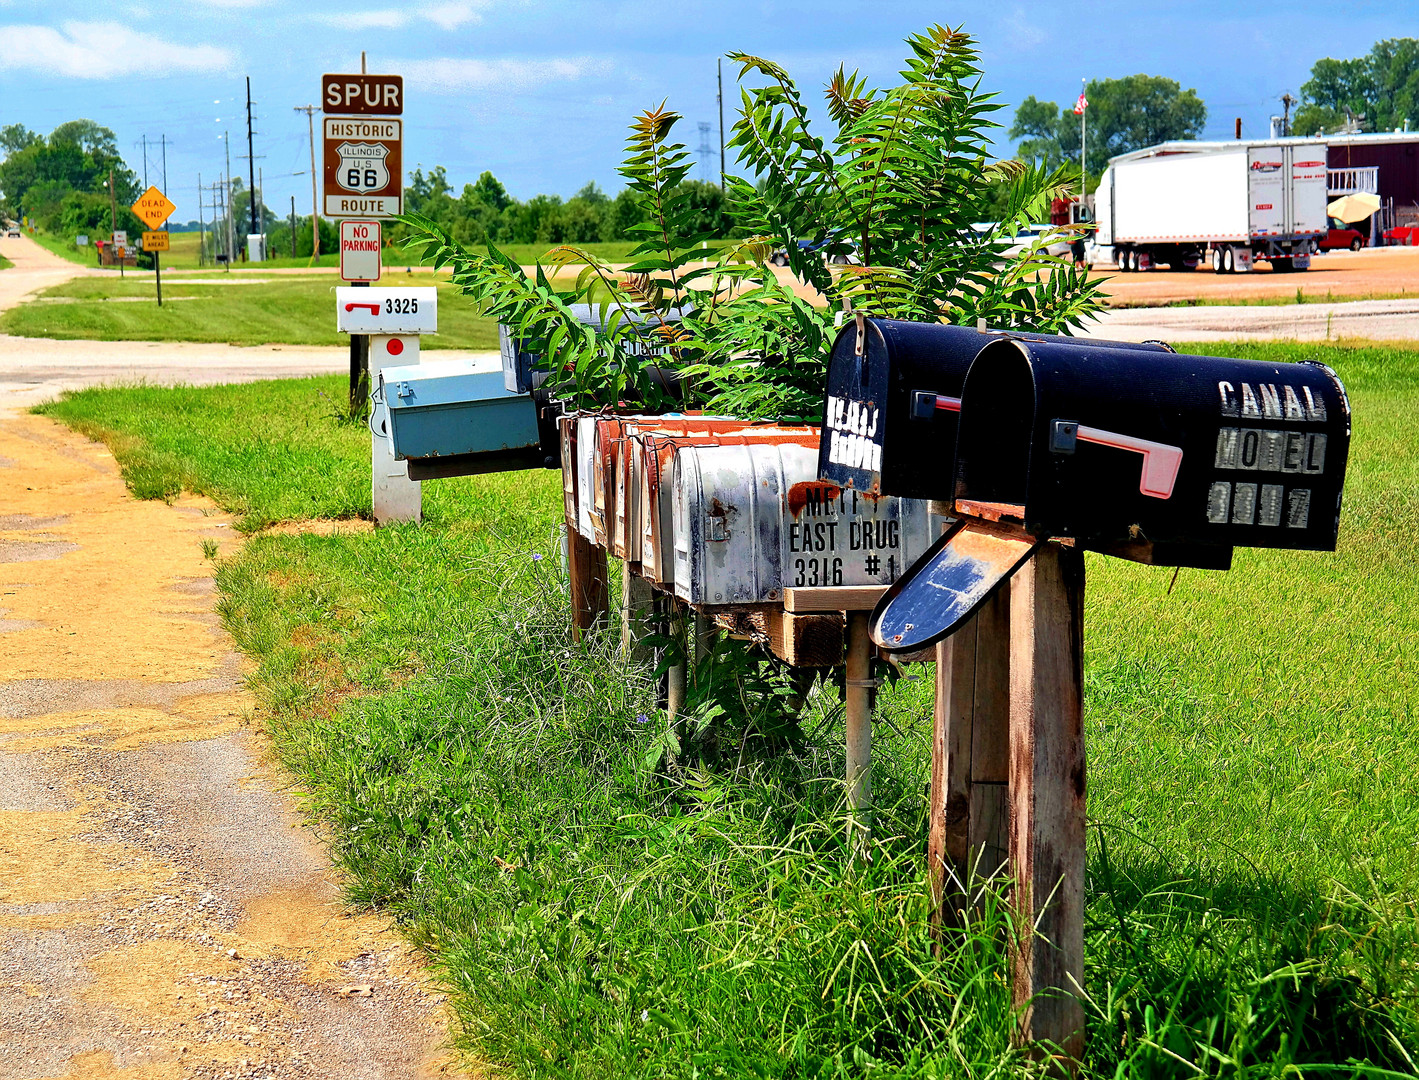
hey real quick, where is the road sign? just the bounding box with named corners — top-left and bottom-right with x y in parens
top-left (142, 230), bottom-right (170, 252)
top-left (340, 219), bottom-right (382, 282)
top-left (323, 73), bottom-right (404, 115)
top-left (131, 186), bottom-right (176, 229)
top-left (112, 231), bottom-right (128, 248)
top-left (323, 117), bottom-right (402, 218)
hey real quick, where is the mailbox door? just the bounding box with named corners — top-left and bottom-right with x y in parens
top-left (560, 416), bottom-right (578, 525)
top-left (956, 338), bottom-right (1350, 553)
top-left (575, 416), bottom-right (598, 539)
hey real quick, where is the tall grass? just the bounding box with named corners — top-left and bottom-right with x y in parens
top-left (38, 340), bottom-right (1419, 1076)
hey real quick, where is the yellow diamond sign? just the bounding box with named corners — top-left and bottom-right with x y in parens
top-left (131, 185), bottom-right (176, 229)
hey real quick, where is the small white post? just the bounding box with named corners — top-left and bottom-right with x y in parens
top-left (370, 333), bottom-right (422, 525)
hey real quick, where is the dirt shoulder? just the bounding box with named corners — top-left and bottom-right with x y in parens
top-left (0, 410), bottom-right (459, 1079)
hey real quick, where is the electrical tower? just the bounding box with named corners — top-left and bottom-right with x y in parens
top-left (697, 122), bottom-right (713, 182)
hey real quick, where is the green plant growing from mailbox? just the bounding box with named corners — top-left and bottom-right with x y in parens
top-left (402, 23), bottom-right (1105, 421)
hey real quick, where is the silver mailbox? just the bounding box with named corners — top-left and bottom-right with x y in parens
top-left (670, 442), bottom-right (938, 606)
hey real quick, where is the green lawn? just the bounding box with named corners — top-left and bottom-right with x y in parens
top-left (0, 253), bottom-right (12, 270)
top-left (35, 341), bottom-right (1419, 1076)
top-left (0, 274), bottom-right (499, 350)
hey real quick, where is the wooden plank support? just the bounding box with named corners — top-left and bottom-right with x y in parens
top-left (784, 585), bottom-right (888, 613)
top-left (929, 586), bottom-right (1010, 935)
top-left (765, 610), bottom-right (844, 667)
top-left (1009, 544), bottom-right (1086, 1072)
top-left (567, 517), bottom-right (609, 640)
top-left (844, 610), bottom-right (873, 856)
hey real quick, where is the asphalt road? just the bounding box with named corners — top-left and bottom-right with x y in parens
top-left (0, 233), bottom-right (497, 411)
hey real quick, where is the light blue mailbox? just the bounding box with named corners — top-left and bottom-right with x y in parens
top-left (378, 359), bottom-right (553, 480)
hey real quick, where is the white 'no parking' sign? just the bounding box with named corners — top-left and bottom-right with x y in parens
top-left (340, 219), bottom-right (381, 282)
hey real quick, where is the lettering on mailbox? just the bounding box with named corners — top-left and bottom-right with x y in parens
top-left (823, 394), bottom-right (883, 473)
top-left (785, 481), bottom-right (907, 586)
top-left (1208, 379), bottom-right (1326, 529)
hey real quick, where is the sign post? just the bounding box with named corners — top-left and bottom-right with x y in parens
top-left (132, 185), bottom-right (176, 307)
top-left (323, 71), bottom-right (404, 414)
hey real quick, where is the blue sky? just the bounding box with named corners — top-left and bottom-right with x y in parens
top-left (0, 0), bottom-right (1407, 223)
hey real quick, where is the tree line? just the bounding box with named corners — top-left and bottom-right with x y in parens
top-left (1009, 38), bottom-right (1419, 181)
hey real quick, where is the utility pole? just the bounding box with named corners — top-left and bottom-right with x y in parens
top-left (141, 134), bottom-right (148, 188)
top-left (258, 166), bottom-right (265, 260)
top-left (717, 58), bottom-right (726, 191)
top-left (198, 173), bottom-right (206, 267)
top-left (294, 105), bottom-right (320, 258)
top-left (246, 76), bottom-right (259, 240)
top-left (224, 133), bottom-right (235, 267)
top-left (160, 134), bottom-right (168, 194)
top-left (289, 195), bottom-right (297, 258)
top-left (108, 169), bottom-right (121, 277)
top-left (1281, 92), bottom-right (1297, 137)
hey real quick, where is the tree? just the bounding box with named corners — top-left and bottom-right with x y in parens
top-left (404, 24), bottom-right (1103, 419)
top-left (0, 124), bottom-right (39, 157)
top-left (1294, 39), bottom-right (1419, 135)
top-left (1010, 75), bottom-right (1206, 174)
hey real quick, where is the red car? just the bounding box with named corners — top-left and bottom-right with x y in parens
top-left (1318, 224), bottom-right (1365, 251)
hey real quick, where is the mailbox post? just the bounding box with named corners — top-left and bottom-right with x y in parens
top-left (337, 287), bottom-right (437, 525)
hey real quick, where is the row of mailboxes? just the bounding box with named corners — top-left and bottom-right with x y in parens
top-left (559, 414), bottom-right (939, 606)
top-left (819, 318), bottom-right (1352, 652)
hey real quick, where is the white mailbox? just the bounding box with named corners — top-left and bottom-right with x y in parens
top-left (336, 287), bottom-right (438, 334)
top-left (670, 443), bottom-right (939, 606)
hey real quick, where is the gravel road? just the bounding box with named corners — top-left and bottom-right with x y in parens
top-left (0, 233), bottom-right (465, 1078)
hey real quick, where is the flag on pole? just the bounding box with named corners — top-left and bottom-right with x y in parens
top-left (1074, 92), bottom-right (1088, 115)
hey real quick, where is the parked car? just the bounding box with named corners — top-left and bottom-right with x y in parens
top-left (1317, 220), bottom-right (1365, 252)
top-left (998, 223), bottom-right (1072, 260)
top-left (768, 232), bottom-right (860, 267)
top-left (4, 228), bottom-right (20, 239)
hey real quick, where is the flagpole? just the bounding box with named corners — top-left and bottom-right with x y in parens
top-left (1080, 77), bottom-right (1087, 205)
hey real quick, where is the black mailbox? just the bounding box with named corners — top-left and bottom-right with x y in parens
top-left (953, 338), bottom-right (1351, 558)
top-left (867, 333), bottom-right (1351, 653)
top-left (818, 317), bottom-right (1172, 500)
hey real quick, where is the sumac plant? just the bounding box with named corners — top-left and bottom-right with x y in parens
top-left (402, 24), bottom-right (1105, 421)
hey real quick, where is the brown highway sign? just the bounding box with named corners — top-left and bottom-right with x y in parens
top-left (323, 117), bottom-right (402, 218)
top-left (323, 73), bottom-right (403, 115)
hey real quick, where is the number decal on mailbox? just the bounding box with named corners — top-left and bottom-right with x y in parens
top-left (384, 297), bottom-right (418, 315)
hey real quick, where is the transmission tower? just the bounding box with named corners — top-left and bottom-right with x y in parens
top-left (697, 122), bottom-right (713, 182)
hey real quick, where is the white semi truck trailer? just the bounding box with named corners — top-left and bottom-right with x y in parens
top-left (1095, 140), bottom-right (1329, 273)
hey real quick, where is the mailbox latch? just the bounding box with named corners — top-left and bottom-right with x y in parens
top-left (1050, 420), bottom-right (1079, 454)
top-left (396, 381), bottom-right (415, 400)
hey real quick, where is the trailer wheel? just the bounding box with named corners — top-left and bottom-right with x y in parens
top-left (1222, 247), bottom-right (1235, 274)
top-left (1212, 247), bottom-right (1224, 274)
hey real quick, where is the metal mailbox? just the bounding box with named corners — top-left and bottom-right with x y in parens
top-left (670, 442), bottom-right (938, 606)
top-left (819, 317), bottom-right (1173, 500)
top-left (379, 359), bottom-right (560, 480)
top-left (337, 287), bottom-right (437, 334)
top-left (502, 304), bottom-right (683, 395)
top-left (632, 427), bottom-right (821, 587)
top-left (869, 336), bottom-right (1351, 653)
top-left (953, 337), bottom-right (1351, 557)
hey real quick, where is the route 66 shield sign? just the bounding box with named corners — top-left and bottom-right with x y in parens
top-left (336, 141), bottom-right (390, 193)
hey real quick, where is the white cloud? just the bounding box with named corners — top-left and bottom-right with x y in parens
top-left (400, 56), bottom-right (612, 94)
top-left (317, 1), bottom-right (488, 32)
top-left (0, 21), bottom-right (235, 77)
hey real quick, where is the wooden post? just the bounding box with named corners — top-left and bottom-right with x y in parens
top-left (929, 587), bottom-right (1010, 933)
top-left (692, 611), bottom-right (715, 683)
top-left (621, 563), bottom-right (655, 662)
top-left (1009, 544), bottom-right (1086, 1071)
top-left (567, 517), bottom-right (609, 641)
top-left (844, 610), bottom-right (873, 853)
top-left (666, 603), bottom-right (688, 748)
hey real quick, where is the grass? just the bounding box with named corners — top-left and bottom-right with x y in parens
top-left (0, 253), bottom-right (12, 270)
top-left (0, 274), bottom-right (499, 350)
top-left (35, 340), bottom-right (1419, 1077)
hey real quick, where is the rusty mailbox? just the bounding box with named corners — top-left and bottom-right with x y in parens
top-left (819, 317), bottom-right (1173, 500)
top-left (870, 335), bottom-right (1351, 651)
